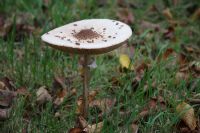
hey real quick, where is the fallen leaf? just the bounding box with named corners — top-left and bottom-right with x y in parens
top-left (119, 54), bottom-right (131, 69)
top-left (187, 98), bottom-right (200, 105)
top-left (132, 61), bottom-right (151, 90)
top-left (162, 8), bottom-right (173, 20)
top-left (36, 86), bottom-right (52, 105)
top-left (78, 116), bottom-right (103, 133)
top-left (0, 108), bottom-right (10, 121)
top-left (88, 90), bottom-right (99, 103)
top-left (175, 71), bottom-right (189, 84)
top-left (162, 48), bottom-right (175, 60)
top-left (76, 90), bottom-right (98, 115)
top-left (16, 87), bottom-right (30, 96)
top-left (78, 116), bottom-right (88, 128)
top-left (162, 26), bottom-right (176, 41)
top-left (176, 102), bottom-right (197, 130)
top-left (76, 96), bottom-right (84, 115)
top-left (132, 109), bottom-right (149, 123)
top-left (177, 53), bottom-right (189, 67)
top-left (53, 76), bottom-right (67, 91)
top-left (0, 17), bottom-right (12, 37)
top-left (89, 98), bottom-right (116, 114)
top-left (0, 81), bottom-right (6, 90)
top-left (131, 123), bottom-right (139, 133)
top-left (0, 77), bottom-right (16, 91)
top-left (192, 8), bottom-right (200, 20)
top-left (109, 76), bottom-right (121, 87)
top-left (135, 61), bottom-right (149, 76)
top-left (0, 89), bottom-right (16, 107)
top-left (83, 122), bottom-right (103, 133)
top-left (68, 127), bottom-right (83, 133)
top-left (54, 112), bottom-right (61, 118)
top-left (179, 127), bottom-right (190, 133)
top-left (181, 44), bottom-right (200, 61)
top-left (148, 96), bottom-right (166, 110)
top-left (54, 87), bottom-right (76, 108)
top-left (53, 97), bottom-right (65, 107)
top-left (189, 61), bottom-right (200, 78)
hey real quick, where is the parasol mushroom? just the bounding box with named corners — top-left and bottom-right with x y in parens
top-left (41, 19), bottom-right (132, 118)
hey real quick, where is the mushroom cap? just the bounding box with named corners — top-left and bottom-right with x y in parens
top-left (41, 19), bottom-right (132, 54)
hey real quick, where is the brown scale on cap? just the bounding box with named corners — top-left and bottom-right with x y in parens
top-left (74, 29), bottom-right (102, 41)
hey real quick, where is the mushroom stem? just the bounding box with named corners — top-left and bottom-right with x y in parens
top-left (83, 54), bottom-right (90, 118)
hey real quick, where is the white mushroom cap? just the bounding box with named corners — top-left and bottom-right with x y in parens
top-left (41, 19), bottom-right (132, 54)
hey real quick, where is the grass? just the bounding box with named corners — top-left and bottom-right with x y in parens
top-left (0, 0), bottom-right (200, 132)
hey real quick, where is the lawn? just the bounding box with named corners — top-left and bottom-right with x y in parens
top-left (0, 0), bottom-right (200, 133)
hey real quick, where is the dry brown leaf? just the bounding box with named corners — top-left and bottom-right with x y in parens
top-left (89, 98), bottom-right (116, 114)
top-left (0, 77), bottom-right (16, 91)
top-left (177, 53), bottom-right (188, 67)
top-left (76, 90), bottom-right (98, 115)
top-left (0, 108), bottom-right (10, 121)
top-left (148, 96), bottom-right (166, 110)
top-left (0, 18), bottom-right (12, 37)
top-left (53, 97), bottom-right (65, 107)
top-left (76, 96), bottom-right (84, 115)
top-left (109, 76), bottom-right (121, 87)
top-left (16, 87), bottom-right (30, 96)
top-left (53, 76), bottom-right (67, 90)
top-left (162, 26), bottom-right (176, 41)
top-left (54, 88), bottom-right (77, 107)
top-left (189, 62), bottom-right (200, 78)
top-left (162, 48), bottom-right (175, 60)
top-left (175, 72), bottom-right (189, 84)
top-left (78, 116), bottom-right (88, 128)
top-left (68, 127), bottom-right (83, 133)
top-left (176, 102), bottom-right (197, 130)
top-left (131, 123), bottom-right (139, 133)
top-left (0, 89), bottom-right (16, 107)
top-left (54, 112), bottom-right (61, 118)
top-left (83, 122), bottom-right (103, 133)
top-left (88, 90), bottom-right (99, 103)
top-left (36, 86), bottom-right (52, 105)
top-left (78, 116), bottom-right (103, 133)
top-left (71, 88), bottom-right (77, 96)
top-left (132, 61), bottom-right (151, 90)
top-left (179, 127), bottom-right (190, 133)
top-left (0, 81), bottom-right (6, 90)
top-left (192, 8), bottom-right (200, 20)
top-left (132, 109), bottom-right (149, 123)
top-left (162, 8), bottom-right (173, 20)
top-left (135, 61), bottom-right (149, 76)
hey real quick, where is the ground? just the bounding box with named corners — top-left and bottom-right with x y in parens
top-left (0, 0), bottom-right (200, 133)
